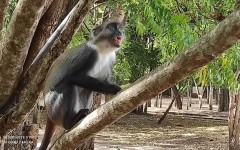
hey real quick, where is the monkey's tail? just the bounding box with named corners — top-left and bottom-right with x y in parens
top-left (39, 117), bottom-right (56, 150)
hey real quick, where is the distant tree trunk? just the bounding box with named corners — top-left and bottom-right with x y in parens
top-left (187, 87), bottom-right (192, 110)
top-left (154, 95), bottom-right (158, 107)
top-left (133, 105), bottom-right (144, 114)
top-left (144, 102), bottom-right (148, 113)
top-left (159, 93), bottom-right (163, 108)
top-left (193, 79), bottom-right (205, 109)
top-left (209, 84), bottom-right (213, 110)
top-left (147, 99), bottom-right (151, 107)
top-left (158, 98), bottom-right (175, 124)
top-left (172, 85), bottom-right (182, 109)
top-left (207, 86), bottom-right (209, 103)
top-left (228, 92), bottom-right (240, 150)
top-left (171, 88), bottom-right (174, 99)
top-left (32, 105), bottom-right (38, 124)
top-left (218, 88), bottom-right (230, 112)
top-left (215, 88), bottom-right (220, 105)
top-left (154, 93), bottom-right (162, 108)
top-left (138, 105), bottom-right (144, 114)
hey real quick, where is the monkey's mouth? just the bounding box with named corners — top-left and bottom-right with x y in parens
top-left (112, 36), bottom-right (122, 47)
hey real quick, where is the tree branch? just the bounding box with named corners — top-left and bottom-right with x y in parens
top-left (0, 0), bottom-right (97, 136)
top-left (52, 9), bottom-right (240, 150)
top-left (0, 0), bottom-right (51, 108)
top-left (95, 0), bottom-right (108, 4)
top-left (22, 0), bottom-right (71, 72)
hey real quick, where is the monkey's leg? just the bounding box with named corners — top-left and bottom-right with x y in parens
top-left (64, 109), bottom-right (90, 130)
top-left (39, 117), bottom-right (57, 150)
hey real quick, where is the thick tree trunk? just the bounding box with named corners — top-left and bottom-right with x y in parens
top-left (51, 9), bottom-right (240, 149)
top-left (0, 0), bottom-right (96, 136)
top-left (172, 85), bottom-right (182, 110)
top-left (0, 0), bottom-right (50, 109)
top-left (228, 92), bottom-right (240, 150)
top-left (22, 0), bottom-right (73, 72)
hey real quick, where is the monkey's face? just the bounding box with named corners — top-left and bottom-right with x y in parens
top-left (92, 22), bottom-right (124, 48)
top-left (112, 36), bottom-right (122, 48)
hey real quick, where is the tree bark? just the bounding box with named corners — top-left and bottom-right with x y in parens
top-left (22, 0), bottom-right (72, 72)
top-left (209, 84), bottom-right (213, 110)
top-left (218, 88), bottom-right (230, 112)
top-left (0, 0), bottom-right (96, 136)
top-left (228, 92), bottom-right (240, 150)
top-left (51, 9), bottom-right (240, 149)
top-left (0, 0), bottom-right (50, 108)
top-left (172, 85), bottom-right (182, 109)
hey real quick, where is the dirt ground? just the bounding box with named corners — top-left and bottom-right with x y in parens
top-left (95, 113), bottom-right (228, 150)
top-left (94, 97), bottom-right (228, 150)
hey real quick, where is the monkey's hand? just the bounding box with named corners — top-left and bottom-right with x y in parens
top-left (110, 84), bottom-right (121, 94)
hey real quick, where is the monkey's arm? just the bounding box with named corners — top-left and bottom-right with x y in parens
top-left (69, 74), bottom-right (121, 94)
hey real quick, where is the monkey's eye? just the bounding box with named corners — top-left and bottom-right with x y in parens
top-left (107, 23), bottom-right (117, 30)
top-left (117, 25), bottom-right (122, 31)
top-left (109, 25), bottom-right (115, 30)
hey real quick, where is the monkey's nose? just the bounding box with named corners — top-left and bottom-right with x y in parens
top-left (116, 36), bottom-right (122, 40)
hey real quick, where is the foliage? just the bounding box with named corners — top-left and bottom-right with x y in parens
top-left (114, 0), bottom-right (239, 92)
top-left (2, 0), bottom-right (18, 34)
top-left (56, 0), bottom-right (240, 92)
